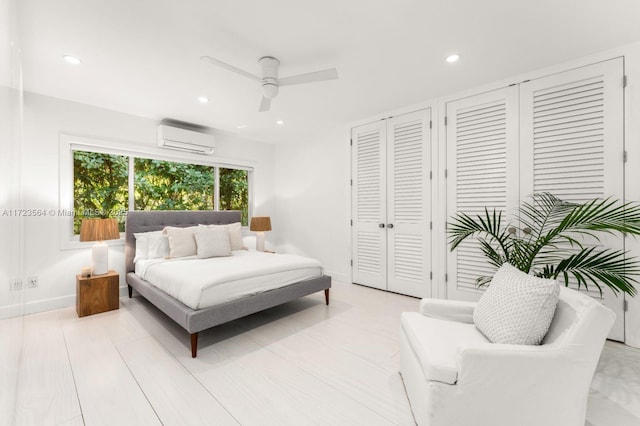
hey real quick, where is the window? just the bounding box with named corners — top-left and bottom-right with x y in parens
top-left (70, 148), bottom-right (251, 235)
top-left (134, 158), bottom-right (214, 211)
top-left (73, 151), bottom-right (128, 234)
top-left (219, 168), bottom-right (249, 226)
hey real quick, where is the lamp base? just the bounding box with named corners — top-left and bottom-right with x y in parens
top-left (256, 232), bottom-right (266, 252)
top-left (92, 242), bottom-right (109, 275)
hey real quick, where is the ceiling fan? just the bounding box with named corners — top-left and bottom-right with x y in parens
top-left (201, 55), bottom-right (338, 112)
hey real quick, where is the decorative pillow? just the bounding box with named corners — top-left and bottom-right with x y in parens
top-left (473, 263), bottom-right (560, 345)
top-left (133, 231), bottom-right (169, 262)
top-left (163, 226), bottom-right (198, 258)
top-left (195, 228), bottom-right (232, 259)
top-left (147, 233), bottom-right (170, 259)
top-left (199, 222), bottom-right (243, 250)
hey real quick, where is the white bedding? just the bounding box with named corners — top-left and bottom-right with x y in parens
top-left (135, 250), bottom-right (323, 309)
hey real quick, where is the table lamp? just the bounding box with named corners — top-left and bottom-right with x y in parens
top-left (250, 216), bottom-right (272, 252)
top-left (79, 218), bottom-right (121, 275)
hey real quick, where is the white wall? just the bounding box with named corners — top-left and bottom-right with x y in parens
top-left (274, 41), bottom-right (640, 348)
top-left (0, 91), bottom-right (276, 317)
top-left (0, 87), bottom-right (15, 309)
top-left (1, 1), bottom-right (24, 422)
top-left (274, 126), bottom-right (351, 283)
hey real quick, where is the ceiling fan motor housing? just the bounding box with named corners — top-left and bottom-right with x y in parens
top-left (260, 56), bottom-right (280, 99)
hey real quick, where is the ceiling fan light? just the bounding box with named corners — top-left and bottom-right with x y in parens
top-left (262, 83), bottom-right (279, 99)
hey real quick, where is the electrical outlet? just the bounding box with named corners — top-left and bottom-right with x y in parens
top-left (10, 279), bottom-right (23, 291)
top-left (27, 276), bottom-right (38, 288)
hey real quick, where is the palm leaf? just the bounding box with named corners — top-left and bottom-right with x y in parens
top-left (478, 239), bottom-right (505, 269)
top-left (552, 247), bottom-right (639, 297)
top-left (476, 275), bottom-right (493, 287)
top-left (447, 212), bottom-right (486, 250)
top-left (556, 198), bottom-right (640, 237)
top-left (448, 208), bottom-right (511, 257)
top-left (519, 193), bottom-right (575, 240)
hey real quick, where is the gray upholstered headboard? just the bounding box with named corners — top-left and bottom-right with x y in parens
top-left (125, 210), bottom-right (242, 273)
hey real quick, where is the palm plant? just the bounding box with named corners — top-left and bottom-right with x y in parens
top-left (448, 193), bottom-right (640, 296)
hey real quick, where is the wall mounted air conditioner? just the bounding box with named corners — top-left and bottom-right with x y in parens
top-left (157, 124), bottom-right (216, 155)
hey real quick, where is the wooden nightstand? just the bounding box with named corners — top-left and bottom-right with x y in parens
top-left (76, 270), bottom-right (120, 317)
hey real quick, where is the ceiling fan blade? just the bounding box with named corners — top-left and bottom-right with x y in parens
top-left (259, 96), bottom-right (271, 112)
top-left (201, 56), bottom-right (261, 82)
top-left (279, 68), bottom-right (338, 86)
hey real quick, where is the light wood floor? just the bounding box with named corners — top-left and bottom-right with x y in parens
top-left (1, 280), bottom-right (639, 425)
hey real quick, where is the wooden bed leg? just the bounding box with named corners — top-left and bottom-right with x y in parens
top-left (128, 285), bottom-right (133, 298)
top-left (191, 332), bottom-right (199, 358)
top-left (324, 289), bottom-right (330, 305)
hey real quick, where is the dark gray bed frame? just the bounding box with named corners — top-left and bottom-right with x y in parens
top-left (125, 210), bottom-right (331, 357)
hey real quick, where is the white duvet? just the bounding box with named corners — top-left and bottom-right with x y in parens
top-left (135, 250), bottom-right (323, 309)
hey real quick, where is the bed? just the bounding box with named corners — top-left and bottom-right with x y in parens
top-left (125, 210), bottom-right (332, 357)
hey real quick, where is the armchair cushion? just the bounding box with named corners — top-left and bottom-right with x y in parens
top-left (401, 312), bottom-right (489, 384)
top-left (473, 263), bottom-right (560, 345)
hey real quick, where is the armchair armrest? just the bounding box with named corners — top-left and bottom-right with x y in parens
top-left (419, 298), bottom-right (477, 324)
top-left (456, 343), bottom-right (578, 386)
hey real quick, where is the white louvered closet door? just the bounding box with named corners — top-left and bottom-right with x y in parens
top-left (352, 121), bottom-right (387, 290)
top-left (519, 58), bottom-right (625, 340)
top-left (387, 109), bottom-right (432, 297)
top-left (446, 87), bottom-right (520, 301)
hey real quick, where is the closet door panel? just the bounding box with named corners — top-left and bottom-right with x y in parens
top-left (387, 109), bottom-right (432, 297)
top-left (351, 122), bottom-right (387, 290)
top-left (446, 87), bottom-right (520, 301)
top-left (520, 57), bottom-right (625, 340)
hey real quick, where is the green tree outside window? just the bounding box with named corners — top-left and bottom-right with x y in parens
top-left (134, 158), bottom-right (214, 211)
top-left (73, 151), bottom-right (128, 234)
top-left (73, 151), bottom-right (251, 234)
top-left (219, 168), bottom-right (249, 225)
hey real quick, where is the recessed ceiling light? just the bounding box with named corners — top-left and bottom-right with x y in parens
top-left (198, 96), bottom-right (209, 103)
top-left (63, 55), bottom-right (81, 65)
top-left (236, 124), bottom-right (247, 129)
top-left (446, 54), bottom-right (460, 63)
top-left (276, 120), bottom-right (284, 125)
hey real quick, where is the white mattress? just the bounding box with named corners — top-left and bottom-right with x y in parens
top-left (135, 250), bottom-right (323, 310)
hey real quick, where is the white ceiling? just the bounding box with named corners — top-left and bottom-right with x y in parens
top-left (14, 0), bottom-right (640, 144)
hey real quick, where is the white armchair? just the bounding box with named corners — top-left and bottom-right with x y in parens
top-left (399, 286), bottom-right (615, 426)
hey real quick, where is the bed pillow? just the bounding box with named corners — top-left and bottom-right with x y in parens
top-left (195, 228), bottom-right (232, 258)
top-left (147, 233), bottom-right (170, 259)
top-left (473, 263), bottom-right (560, 345)
top-left (199, 222), bottom-right (243, 250)
top-left (133, 232), bottom-right (151, 263)
top-left (133, 230), bottom-right (169, 262)
top-left (163, 226), bottom-right (198, 258)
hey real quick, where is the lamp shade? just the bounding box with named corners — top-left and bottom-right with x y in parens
top-left (250, 216), bottom-right (272, 232)
top-left (79, 218), bottom-right (120, 242)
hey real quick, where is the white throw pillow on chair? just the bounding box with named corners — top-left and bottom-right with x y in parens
top-left (473, 263), bottom-right (560, 345)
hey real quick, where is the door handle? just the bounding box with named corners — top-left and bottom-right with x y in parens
top-left (387, 224), bottom-right (394, 229)
top-left (378, 223), bottom-right (385, 228)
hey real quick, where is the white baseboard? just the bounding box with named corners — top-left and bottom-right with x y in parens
top-left (325, 269), bottom-right (349, 284)
top-left (0, 286), bottom-right (130, 320)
